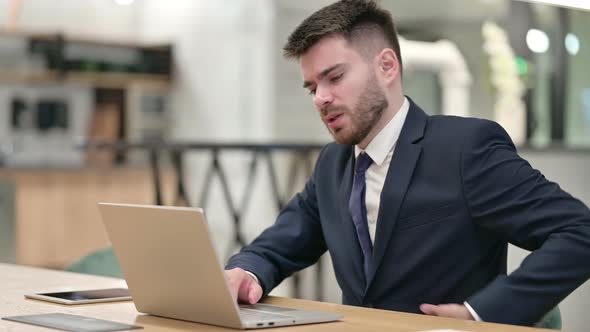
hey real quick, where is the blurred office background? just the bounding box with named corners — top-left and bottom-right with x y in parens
top-left (0, 0), bottom-right (589, 330)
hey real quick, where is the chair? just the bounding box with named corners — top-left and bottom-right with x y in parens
top-left (535, 306), bottom-right (562, 330)
top-left (66, 247), bottom-right (124, 279)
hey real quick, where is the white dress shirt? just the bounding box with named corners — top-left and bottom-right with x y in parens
top-left (354, 97), bottom-right (409, 243)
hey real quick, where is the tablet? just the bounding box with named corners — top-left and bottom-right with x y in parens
top-left (25, 288), bottom-right (131, 305)
top-left (3, 313), bottom-right (142, 332)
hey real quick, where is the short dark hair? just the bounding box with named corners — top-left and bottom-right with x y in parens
top-left (283, 0), bottom-right (402, 70)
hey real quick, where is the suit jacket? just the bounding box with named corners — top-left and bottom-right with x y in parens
top-left (226, 99), bottom-right (590, 326)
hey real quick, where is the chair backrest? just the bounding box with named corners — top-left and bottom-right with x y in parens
top-left (66, 247), bottom-right (124, 279)
top-left (535, 306), bottom-right (562, 330)
top-left (0, 181), bottom-right (16, 263)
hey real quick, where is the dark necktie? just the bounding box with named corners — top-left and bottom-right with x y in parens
top-left (349, 152), bottom-right (373, 279)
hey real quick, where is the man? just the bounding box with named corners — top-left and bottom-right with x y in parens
top-left (225, 0), bottom-right (590, 326)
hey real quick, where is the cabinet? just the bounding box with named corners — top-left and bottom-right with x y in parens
top-left (0, 167), bottom-right (175, 269)
top-left (0, 180), bottom-right (16, 263)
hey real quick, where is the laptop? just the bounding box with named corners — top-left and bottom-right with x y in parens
top-left (98, 203), bottom-right (342, 329)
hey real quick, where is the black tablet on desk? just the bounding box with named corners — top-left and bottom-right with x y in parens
top-left (25, 288), bottom-right (131, 305)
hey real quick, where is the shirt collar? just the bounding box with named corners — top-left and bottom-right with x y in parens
top-left (355, 97), bottom-right (410, 166)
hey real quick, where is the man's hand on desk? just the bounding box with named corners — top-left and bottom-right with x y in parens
top-left (419, 304), bottom-right (475, 320)
top-left (225, 268), bottom-right (263, 304)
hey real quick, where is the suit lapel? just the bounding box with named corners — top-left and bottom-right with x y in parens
top-left (337, 148), bottom-right (366, 284)
top-left (366, 100), bottom-right (427, 288)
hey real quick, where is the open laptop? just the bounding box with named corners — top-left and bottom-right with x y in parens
top-left (98, 203), bottom-right (342, 329)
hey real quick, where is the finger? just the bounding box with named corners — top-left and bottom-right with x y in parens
top-left (238, 278), bottom-right (250, 302)
top-left (225, 276), bottom-right (237, 300)
top-left (420, 303), bottom-right (439, 316)
top-left (237, 275), bottom-right (253, 303)
top-left (248, 283), bottom-right (263, 304)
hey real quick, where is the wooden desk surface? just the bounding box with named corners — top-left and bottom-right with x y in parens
top-left (0, 263), bottom-right (549, 332)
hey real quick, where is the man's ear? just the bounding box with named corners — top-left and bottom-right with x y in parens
top-left (377, 48), bottom-right (400, 81)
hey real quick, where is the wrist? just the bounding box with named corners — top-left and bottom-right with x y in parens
top-left (244, 271), bottom-right (260, 285)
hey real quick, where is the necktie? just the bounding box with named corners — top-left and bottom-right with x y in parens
top-left (349, 152), bottom-right (373, 280)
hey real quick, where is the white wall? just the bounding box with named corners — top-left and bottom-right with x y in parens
top-left (0, 0), bottom-right (140, 41)
top-left (139, 0), bottom-right (274, 142)
top-left (272, 2), bottom-right (331, 142)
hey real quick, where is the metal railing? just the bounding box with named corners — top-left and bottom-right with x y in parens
top-left (83, 141), bottom-right (326, 300)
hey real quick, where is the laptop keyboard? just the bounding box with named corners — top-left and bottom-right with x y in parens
top-left (240, 304), bottom-right (295, 313)
top-left (239, 308), bottom-right (293, 322)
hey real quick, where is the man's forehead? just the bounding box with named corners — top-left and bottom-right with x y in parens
top-left (301, 35), bottom-right (351, 59)
top-left (299, 37), bottom-right (357, 77)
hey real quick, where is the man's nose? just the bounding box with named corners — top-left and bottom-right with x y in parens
top-left (313, 87), bottom-right (333, 110)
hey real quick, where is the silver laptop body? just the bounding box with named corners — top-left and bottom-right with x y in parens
top-left (98, 203), bottom-right (342, 329)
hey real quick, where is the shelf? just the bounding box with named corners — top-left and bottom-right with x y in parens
top-left (0, 70), bottom-right (171, 89)
top-left (0, 29), bottom-right (169, 49)
top-left (67, 71), bottom-right (171, 89)
top-left (0, 29), bottom-right (173, 89)
top-left (0, 70), bottom-right (60, 83)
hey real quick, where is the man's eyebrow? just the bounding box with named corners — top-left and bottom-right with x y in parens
top-left (302, 63), bottom-right (346, 89)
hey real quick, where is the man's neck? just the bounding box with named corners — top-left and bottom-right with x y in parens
top-left (357, 93), bottom-right (405, 149)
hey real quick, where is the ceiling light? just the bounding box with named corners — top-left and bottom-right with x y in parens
top-left (113, 0), bottom-right (135, 6)
top-left (516, 0), bottom-right (590, 11)
top-left (565, 33), bottom-right (580, 55)
top-left (526, 29), bottom-right (550, 53)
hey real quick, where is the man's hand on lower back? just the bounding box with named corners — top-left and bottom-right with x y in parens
top-left (224, 268), bottom-right (263, 304)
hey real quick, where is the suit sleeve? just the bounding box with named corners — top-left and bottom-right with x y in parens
top-left (462, 120), bottom-right (590, 325)
top-left (225, 148), bottom-right (328, 296)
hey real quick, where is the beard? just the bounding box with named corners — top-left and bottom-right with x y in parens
top-left (323, 72), bottom-right (388, 145)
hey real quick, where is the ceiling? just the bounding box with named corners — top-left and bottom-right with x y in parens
top-left (277, 0), bottom-right (509, 24)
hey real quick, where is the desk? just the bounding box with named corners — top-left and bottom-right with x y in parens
top-left (0, 263), bottom-right (549, 332)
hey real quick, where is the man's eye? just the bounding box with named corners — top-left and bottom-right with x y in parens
top-left (308, 89), bottom-right (316, 96)
top-left (331, 74), bottom-right (343, 82)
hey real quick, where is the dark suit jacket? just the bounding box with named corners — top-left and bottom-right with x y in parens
top-left (226, 99), bottom-right (590, 326)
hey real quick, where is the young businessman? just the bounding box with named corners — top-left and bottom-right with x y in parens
top-left (224, 0), bottom-right (590, 326)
